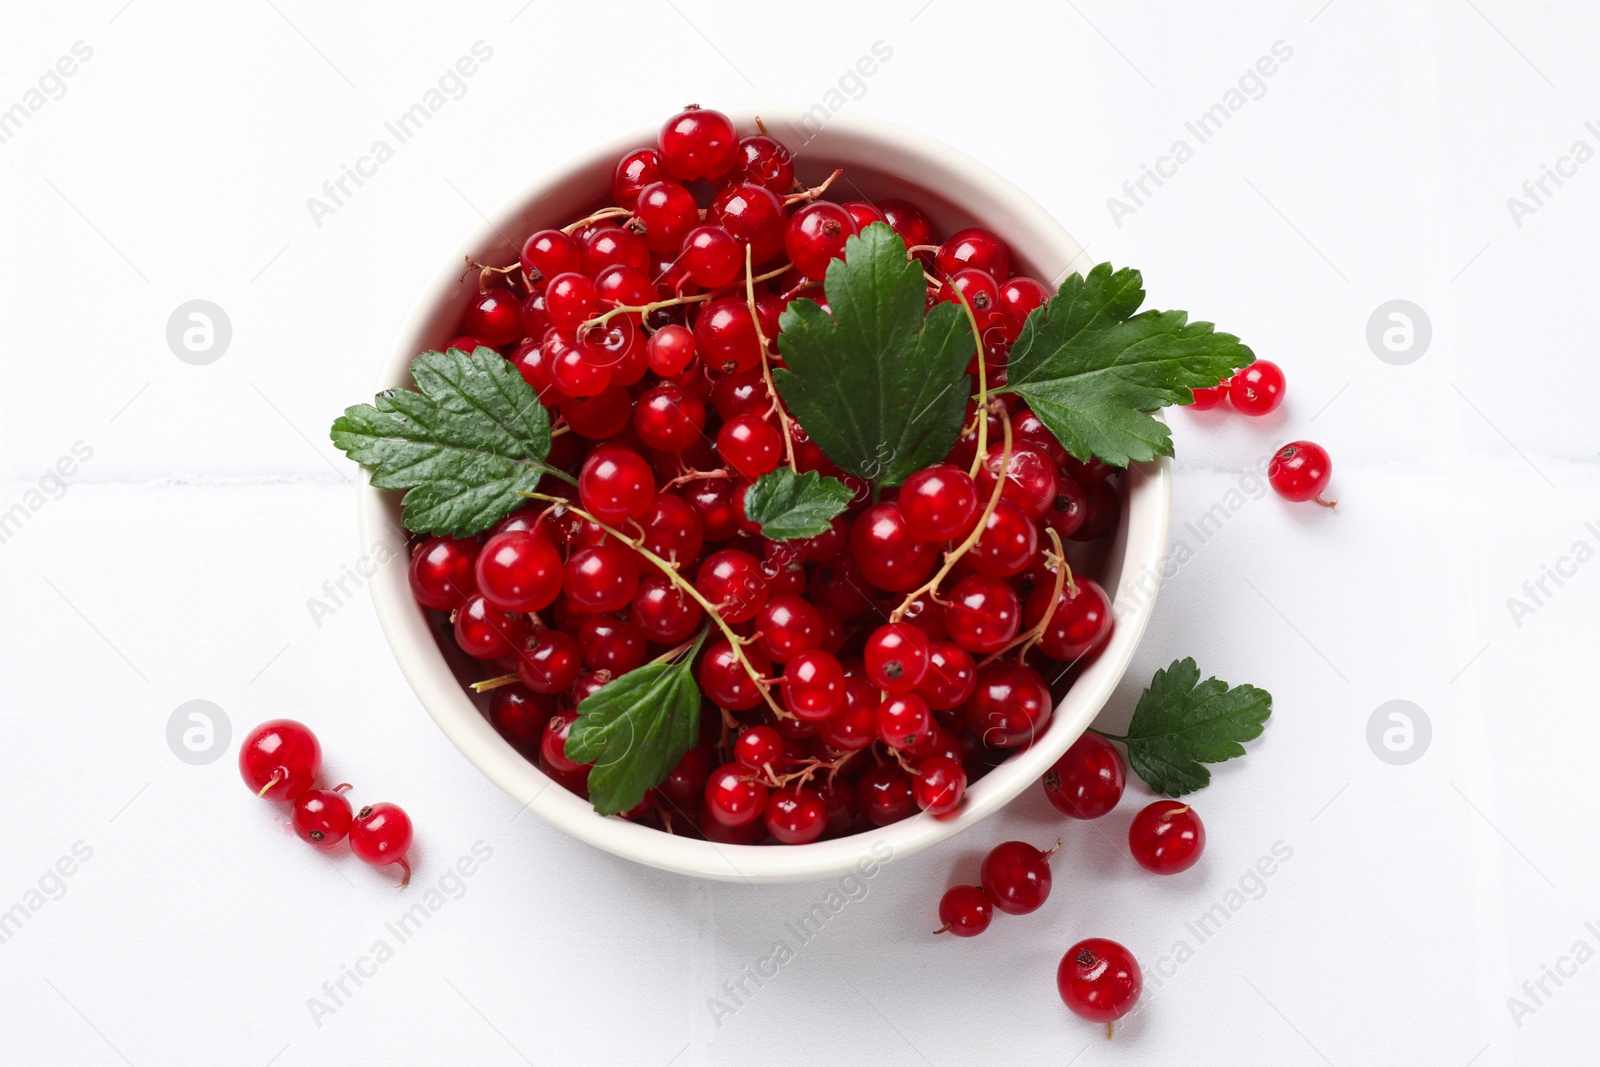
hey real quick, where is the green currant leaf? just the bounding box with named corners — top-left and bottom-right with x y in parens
top-left (330, 347), bottom-right (568, 537)
top-left (742, 468), bottom-right (853, 541)
top-left (564, 631), bottom-right (707, 816)
top-left (1098, 658), bottom-right (1272, 797)
top-left (1004, 264), bottom-right (1254, 467)
top-left (773, 223), bottom-right (974, 487)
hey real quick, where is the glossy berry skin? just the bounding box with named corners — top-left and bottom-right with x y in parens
top-left (708, 182), bottom-right (787, 265)
top-left (785, 201), bottom-right (858, 279)
top-left (579, 446), bottom-right (656, 524)
top-left (1268, 440), bottom-right (1334, 504)
top-left (937, 885), bottom-right (993, 937)
top-left (408, 536), bottom-right (479, 611)
top-left (695, 297), bottom-right (763, 373)
top-left (1129, 800), bottom-right (1205, 874)
top-left (699, 640), bottom-right (770, 711)
top-left (522, 228), bottom-right (582, 281)
top-left (545, 272), bottom-right (600, 332)
top-left (849, 503), bottom-right (939, 592)
top-left (1043, 734), bottom-right (1125, 819)
top-left (818, 680), bottom-right (878, 750)
top-left (488, 684), bottom-right (555, 751)
top-left (575, 614), bottom-right (646, 674)
top-left (942, 575), bottom-right (1021, 655)
top-left (970, 499), bottom-right (1038, 577)
top-left (980, 840), bottom-right (1054, 915)
top-left (611, 147), bottom-right (662, 208)
top-left (658, 106), bottom-right (738, 181)
top-left (879, 198), bottom-right (937, 263)
top-left (718, 415), bottom-right (783, 478)
top-left (517, 629), bottom-right (581, 694)
top-left (475, 531), bottom-right (562, 613)
top-left (632, 180), bottom-right (699, 254)
top-left (1024, 576), bottom-right (1113, 663)
top-left (996, 277), bottom-right (1050, 339)
top-left (705, 763), bottom-right (767, 828)
top-left (877, 693), bottom-right (933, 750)
top-left (864, 623), bottom-right (932, 693)
top-left (858, 764), bottom-right (917, 827)
top-left (734, 725), bottom-right (784, 772)
top-left (631, 572), bottom-right (704, 645)
top-left (564, 545), bottom-right (640, 614)
top-left (580, 226), bottom-right (650, 278)
top-left (292, 788), bottom-right (353, 845)
top-left (765, 786), bottom-right (827, 845)
top-left (964, 663), bottom-right (1052, 749)
top-left (900, 465), bottom-right (980, 542)
top-left (1058, 939), bottom-right (1142, 1024)
top-left (695, 549), bottom-right (769, 624)
top-left (754, 594), bottom-right (824, 662)
top-left (1228, 360), bottom-right (1285, 415)
top-left (349, 803), bottom-right (414, 874)
top-left (917, 641), bottom-right (978, 710)
top-left (978, 443), bottom-right (1059, 520)
top-left (540, 708), bottom-right (590, 775)
top-left (453, 594), bottom-right (528, 660)
top-left (463, 289), bottom-right (523, 347)
top-left (678, 225), bottom-right (742, 289)
top-left (1189, 379), bottom-right (1230, 410)
top-left (735, 134), bottom-right (795, 192)
top-left (781, 649), bottom-right (847, 721)
top-left (633, 384), bottom-right (706, 453)
top-left (638, 493), bottom-right (704, 565)
top-left (936, 227), bottom-right (1012, 282)
top-left (913, 755), bottom-right (966, 815)
top-left (238, 720), bottom-right (321, 801)
top-left (646, 323), bottom-right (697, 376)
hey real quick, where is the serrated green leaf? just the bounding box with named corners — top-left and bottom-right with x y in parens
top-left (742, 468), bottom-right (853, 540)
top-left (330, 347), bottom-right (566, 537)
top-left (1103, 657), bottom-right (1272, 796)
top-left (773, 223), bottom-right (974, 487)
top-left (1004, 264), bottom-right (1254, 467)
top-left (564, 632), bottom-right (707, 816)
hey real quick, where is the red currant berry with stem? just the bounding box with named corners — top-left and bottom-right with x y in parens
top-left (489, 684), bottom-right (555, 751)
top-left (818, 680), bottom-right (878, 750)
top-left (705, 763), bottom-right (767, 828)
top-left (901, 465), bottom-right (980, 542)
top-left (913, 755), bottom-right (966, 815)
top-left (1042, 733), bottom-right (1125, 819)
top-left (560, 387), bottom-right (633, 440)
top-left (699, 639), bottom-right (770, 711)
top-left (646, 323), bottom-right (698, 376)
top-left (579, 446), bottom-right (656, 524)
top-left (1058, 939), bottom-right (1142, 1027)
top-left (637, 492), bottom-right (704, 565)
top-left (408, 536), bottom-right (478, 611)
top-left (475, 531), bottom-right (563, 613)
top-left (575, 614), bottom-right (647, 674)
top-left (785, 201), bottom-right (858, 280)
top-left (1040, 475), bottom-right (1088, 541)
top-left (735, 134), bottom-right (795, 192)
top-left (717, 414), bottom-right (783, 478)
top-left (463, 289), bottom-right (523, 347)
top-left (709, 371), bottom-right (771, 425)
top-left (569, 671), bottom-right (610, 706)
top-left (695, 297), bottom-right (764, 373)
top-left (1012, 409), bottom-right (1066, 465)
top-left (936, 885), bottom-right (993, 937)
top-left (878, 198), bottom-right (938, 265)
top-left (734, 725), bottom-right (785, 772)
top-left (1025, 576), bottom-right (1113, 663)
top-left (970, 499), bottom-right (1039, 577)
top-left (1268, 440), bottom-right (1336, 506)
top-left (632, 180), bottom-right (700, 254)
top-left (576, 317), bottom-right (641, 378)
top-left (877, 693), bottom-right (933, 751)
top-left (633, 383), bottom-right (707, 453)
top-left (981, 839), bottom-right (1057, 915)
top-left (453, 594), bottom-right (528, 660)
top-left (764, 786), bottom-right (827, 845)
top-left (849, 503), bottom-right (939, 592)
top-left (781, 649), bottom-right (847, 721)
top-left (1189, 379), bottom-right (1230, 410)
top-left (549, 339), bottom-right (612, 398)
top-left (612, 147), bottom-right (662, 208)
top-left (964, 663), bottom-right (1053, 749)
top-left (516, 629), bottom-right (582, 694)
top-left (859, 763), bottom-right (917, 826)
top-left (917, 641), bottom-right (979, 710)
top-left (563, 545), bottom-right (640, 613)
top-left (349, 802), bottom-right (415, 887)
top-left (292, 786), bottom-right (354, 845)
top-left (936, 227), bottom-right (1012, 282)
top-left (659, 105), bottom-right (738, 181)
top-left (695, 549), bottom-right (769, 624)
top-left (978, 442), bottom-right (1059, 520)
top-left (708, 182), bottom-right (787, 264)
top-left (686, 477), bottom-right (741, 542)
top-left (239, 720), bottom-right (321, 800)
top-left (1228, 359), bottom-right (1286, 415)
top-left (1070, 480), bottom-right (1120, 542)
top-left (522, 228), bottom-right (582, 281)
top-left (631, 572), bottom-right (704, 644)
top-left (541, 708), bottom-right (590, 775)
top-left (864, 623), bottom-right (932, 692)
top-left (593, 264), bottom-right (660, 313)
top-left (996, 277), bottom-right (1050, 340)
top-left (754, 594), bottom-right (824, 662)
top-left (943, 575), bottom-right (1021, 655)
top-left (939, 268), bottom-right (1001, 322)
top-left (580, 226), bottom-right (651, 278)
top-left (677, 225), bottom-right (742, 289)
top-left (1129, 800), bottom-right (1205, 874)
top-left (545, 272), bottom-right (600, 332)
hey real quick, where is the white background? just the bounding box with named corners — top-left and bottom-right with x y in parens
top-left (3, 1), bottom-right (1598, 1064)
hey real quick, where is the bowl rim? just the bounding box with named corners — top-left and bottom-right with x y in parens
top-left (356, 108), bottom-right (1172, 883)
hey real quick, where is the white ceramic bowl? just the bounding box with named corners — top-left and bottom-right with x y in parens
top-left (357, 110), bottom-right (1172, 884)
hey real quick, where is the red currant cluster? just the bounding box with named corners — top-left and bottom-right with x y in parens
top-left (1189, 359), bottom-right (1338, 507)
top-left (407, 105), bottom-right (1125, 845)
top-left (239, 720), bottom-right (415, 885)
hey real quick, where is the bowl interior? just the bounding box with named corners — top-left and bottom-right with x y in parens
top-left (359, 110), bottom-right (1171, 883)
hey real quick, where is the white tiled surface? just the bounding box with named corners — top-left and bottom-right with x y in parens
top-left (3, 2), bottom-right (1597, 1063)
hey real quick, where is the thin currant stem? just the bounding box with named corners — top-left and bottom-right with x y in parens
top-left (648, 628), bottom-right (707, 666)
top-left (947, 283), bottom-right (990, 480)
top-left (747, 244), bottom-right (797, 470)
top-left (980, 527), bottom-right (1069, 667)
top-left (784, 168), bottom-right (843, 205)
top-left (577, 262), bottom-right (791, 332)
top-left (470, 673), bottom-right (521, 693)
top-left (889, 408), bottom-right (1012, 623)
top-left (517, 491), bottom-right (788, 718)
top-left (560, 206), bottom-right (633, 234)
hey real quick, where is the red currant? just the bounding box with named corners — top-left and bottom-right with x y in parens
top-left (969, 498), bottom-right (1038, 577)
top-left (849, 503), bottom-right (938, 592)
top-left (734, 725), bottom-right (784, 772)
top-left (408, 536), bottom-right (478, 611)
top-left (658, 106), bottom-right (738, 181)
top-left (936, 227), bottom-right (1011, 281)
top-left (462, 289), bottom-right (523, 347)
top-left (521, 228), bottom-right (582, 281)
top-left (1268, 440), bottom-right (1335, 506)
top-left (717, 414), bottom-right (783, 478)
top-left (575, 614), bottom-right (647, 674)
top-left (877, 693), bottom-right (933, 750)
top-left (942, 575), bottom-right (1020, 655)
top-left (1128, 800), bottom-right (1205, 874)
top-left (612, 147), bottom-right (662, 208)
top-left (964, 663), bottom-right (1052, 749)
top-left (996, 277), bottom-right (1050, 340)
top-left (646, 323), bottom-right (697, 376)
top-left (695, 549), bottom-right (769, 624)
top-left (1228, 360), bottom-right (1285, 415)
top-left (936, 885), bottom-right (993, 937)
top-left (864, 622), bottom-right (932, 692)
top-left (1024, 576), bottom-right (1113, 663)
top-left (785, 201), bottom-right (858, 279)
top-left (517, 628), bottom-right (581, 694)
top-left (913, 755), bottom-right (966, 815)
top-left (977, 442), bottom-right (1058, 520)
top-left (563, 545), bottom-right (640, 613)
top-left (489, 684), bottom-right (554, 751)
top-left (765, 786), bottom-right (827, 845)
top-left (1189, 378), bottom-right (1230, 410)
top-left (698, 640), bottom-right (770, 711)
top-left (453, 593), bottom-right (529, 660)
top-left (631, 572), bottom-right (704, 644)
top-left (708, 182), bottom-right (787, 264)
top-left (632, 180), bottom-right (699, 254)
top-left (637, 492), bottom-right (704, 564)
top-left (916, 641), bottom-right (978, 710)
top-left (781, 649), bottom-right (846, 721)
top-left (878, 198), bottom-right (937, 264)
top-left (735, 134), bottom-right (795, 192)
top-left (1058, 939), bottom-right (1141, 1025)
top-left (705, 763), bottom-right (767, 828)
top-left (475, 530), bottom-right (562, 613)
top-left (1042, 734), bottom-right (1125, 819)
top-left (900, 465), bottom-right (979, 541)
top-left (349, 802), bottom-right (414, 886)
top-left (545, 272), bottom-right (600, 331)
top-left (695, 298), bottom-right (763, 373)
top-left (238, 719), bottom-right (321, 800)
top-left (753, 594), bottom-right (824, 662)
top-left (980, 839), bottom-right (1055, 915)
top-left (580, 225), bottom-right (650, 279)
top-left (858, 763), bottom-right (916, 826)
top-left (292, 786), bottom-right (353, 845)
top-left (677, 225), bottom-right (742, 289)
